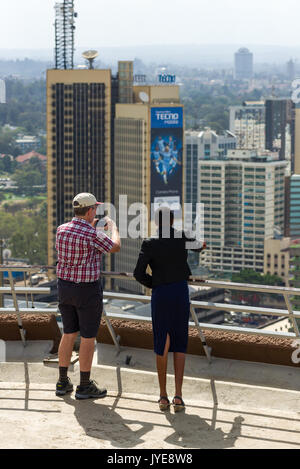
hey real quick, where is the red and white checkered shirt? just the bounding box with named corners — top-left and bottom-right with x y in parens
top-left (56, 217), bottom-right (114, 283)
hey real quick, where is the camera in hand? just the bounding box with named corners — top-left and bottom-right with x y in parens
top-left (95, 215), bottom-right (108, 229)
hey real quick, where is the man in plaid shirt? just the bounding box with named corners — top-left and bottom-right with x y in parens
top-left (55, 192), bottom-right (121, 400)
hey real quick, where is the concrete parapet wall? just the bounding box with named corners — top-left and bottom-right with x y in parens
top-left (0, 315), bottom-right (298, 368)
top-left (0, 314), bottom-right (61, 354)
top-left (97, 319), bottom-right (300, 368)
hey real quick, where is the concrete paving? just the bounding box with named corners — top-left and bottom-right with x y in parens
top-left (1, 343), bottom-right (300, 449)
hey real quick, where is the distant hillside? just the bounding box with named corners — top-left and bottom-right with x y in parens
top-left (0, 58), bottom-right (51, 79)
top-left (0, 44), bottom-right (300, 68)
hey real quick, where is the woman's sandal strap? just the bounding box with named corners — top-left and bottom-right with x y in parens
top-left (173, 396), bottom-right (185, 406)
top-left (158, 396), bottom-right (170, 404)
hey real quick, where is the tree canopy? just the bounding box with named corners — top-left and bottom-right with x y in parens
top-left (0, 200), bottom-right (47, 264)
top-left (0, 78), bottom-right (46, 134)
top-left (232, 269), bottom-right (284, 287)
top-left (231, 269), bottom-right (284, 307)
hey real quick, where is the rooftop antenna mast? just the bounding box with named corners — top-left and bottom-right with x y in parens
top-left (54, 0), bottom-right (77, 69)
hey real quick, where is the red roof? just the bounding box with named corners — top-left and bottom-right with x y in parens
top-left (16, 151), bottom-right (47, 163)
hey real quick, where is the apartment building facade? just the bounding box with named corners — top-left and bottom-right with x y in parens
top-left (229, 101), bottom-right (265, 150)
top-left (199, 149), bottom-right (287, 274)
top-left (185, 129), bottom-right (236, 220)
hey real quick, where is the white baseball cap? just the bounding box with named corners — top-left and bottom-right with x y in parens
top-left (72, 192), bottom-right (103, 208)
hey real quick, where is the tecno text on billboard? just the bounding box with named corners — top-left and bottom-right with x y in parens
top-left (151, 107), bottom-right (183, 128)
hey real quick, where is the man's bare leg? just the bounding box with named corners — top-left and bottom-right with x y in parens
top-left (58, 332), bottom-right (78, 367)
top-left (79, 337), bottom-right (96, 372)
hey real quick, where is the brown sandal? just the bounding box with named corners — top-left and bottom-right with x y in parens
top-left (158, 396), bottom-right (170, 411)
top-left (172, 396), bottom-right (185, 413)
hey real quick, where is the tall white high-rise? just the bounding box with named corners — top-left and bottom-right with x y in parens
top-left (185, 128), bottom-right (236, 220)
top-left (234, 48), bottom-right (253, 80)
top-left (0, 79), bottom-right (6, 104)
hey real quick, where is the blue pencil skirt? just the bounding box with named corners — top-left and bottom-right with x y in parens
top-left (151, 280), bottom-right (190, 356)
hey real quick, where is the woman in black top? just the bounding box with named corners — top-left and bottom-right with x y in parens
top-left (134, 207), bottom-right (206, 412)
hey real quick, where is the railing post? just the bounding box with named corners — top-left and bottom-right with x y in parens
top-left (190, 305), bottom-right (212, 364)
top-left (283, 293), bottom-right (300, 338)
top-left (102, 307), bottom-right (121, 353)
top-left (8, 270), bottom-right (26, 346)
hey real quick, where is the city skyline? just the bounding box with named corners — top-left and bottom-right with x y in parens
top-left (1, 0), bottom-right (300, 52)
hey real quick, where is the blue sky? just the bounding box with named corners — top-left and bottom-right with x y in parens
top-left (1, 0), bottom-right (300, 49)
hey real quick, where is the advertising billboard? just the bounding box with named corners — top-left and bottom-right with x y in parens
top-left (150, 107), bottom-right (183, 214)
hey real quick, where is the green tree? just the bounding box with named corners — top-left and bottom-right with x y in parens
top-left (0, 78), bottom-right (46, 133)
top-left (0, 196), bottom-right (48, 264)
top-left (0, 211), bottom-right (18, 239)
top-left (232, 269), bottom-right (284, 286)
top-left (14, 169), bottom-right (43, 188)
top-left (0, 128), bottom-right (20, 159)
top-left (231, 269), bottom-right (284, 306)
top-left (9, 211), bottom-right (47, 264)
top-left (39, 200), bottom-right (47, 218)
top-left (1, 155), bottom-right (17, 173)
top-left (25, 156), bottom-right (46, 175)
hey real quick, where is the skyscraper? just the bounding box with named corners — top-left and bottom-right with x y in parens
top-left (285, 103), bottom-right (299, 239)
top-left (47, 69), bottom-right (112, 266)
top-left (234, 48), bottom-right (253, 80)
top-left (265, 98), bottom-right (295, 163)
top-left (229, 101), bottom-right (265, 150)
top-left (287, 59), bottom-right (295, 81)
top-left (200, 150), bottom-right (286, 274)
top-left (185, 129), bottom-right (236, 221)
top-left (0, 79), bottom-right (5, 104)
top-left (293, 105), bottom-right (300, 175)
top-left (114, 85), bottom-right (184, 293)
top-left (288, 175), bottom-right (300, 238)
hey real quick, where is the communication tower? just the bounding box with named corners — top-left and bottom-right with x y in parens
top-left (54, 0), bottom-right (77, 69)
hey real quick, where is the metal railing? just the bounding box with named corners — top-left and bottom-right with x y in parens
top-left (1, 265), bottom-right (300, 364)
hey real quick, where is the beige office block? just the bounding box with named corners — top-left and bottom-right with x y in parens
top-left (47, 69), bottom-right (112, 267)
top-left (133, 85), bottom-right (180, 104)
top-left (114, 90), bottom-right (184, 293)
top-left (264, 238), bottom-right (290, 285)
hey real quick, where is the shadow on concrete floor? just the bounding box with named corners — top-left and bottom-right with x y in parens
top-left (61, 392), bottom-right (244, 449)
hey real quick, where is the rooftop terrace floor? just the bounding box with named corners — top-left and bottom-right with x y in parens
top-left (1, 343), bottom-right (300, 449)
